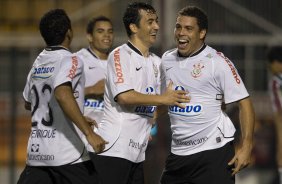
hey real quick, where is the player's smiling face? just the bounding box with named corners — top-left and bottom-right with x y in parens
top-left (135, 9), bottom-right (159, 47)
top-left (174, 15), bottom-right (206, 56)
top-left (88, 21), bottom-right (114, 54)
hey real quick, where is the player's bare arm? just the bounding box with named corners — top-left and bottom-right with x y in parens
top-left (84, 116), bottom-right (98, 128)
top-left (154, 105), bottom-right (168, 121)
top-left (117, 82), bottom-right (190, 108)
top-left (54, 82), bottom-right (108, 153)
top-left (85, 79), bottom-right (105, 99)
top-left (228, 97), bottom-right (255, 175)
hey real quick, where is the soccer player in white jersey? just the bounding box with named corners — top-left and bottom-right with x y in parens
top-left (267, 46), bottom-right (282, 184)
top-left (76, 16), bottom-right (113, 140)
top-left (160, 6), bottom-right (255, 184)
top-left (90, 2), bottom-right (190, 184)
top-left (76, 15), bottom-right (113, 161)
top-left (18, 9), bottom-right (107, 184)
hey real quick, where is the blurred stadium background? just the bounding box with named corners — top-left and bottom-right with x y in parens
top-left (0, 0), bottom-right (281, 183)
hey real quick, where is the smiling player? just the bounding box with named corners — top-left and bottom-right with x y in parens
top-left (90, 2), bottom-right (190, 184)
top-left (160, 6), bottom-right (255, 184)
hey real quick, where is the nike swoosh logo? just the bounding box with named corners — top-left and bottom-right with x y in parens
top-left (166, 67), bottom-right (173, 71)
top-left (136, 67), bottom-right (142, 71)
top-left (89, 66), bottom-right (95, 69)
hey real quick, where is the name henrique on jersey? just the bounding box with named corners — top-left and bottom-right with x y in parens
top-left (76, 48), bottom-right (107, 123)
top-left (23, 47), bottom-right (89, 166)
top-left (161, 45), bottom-right (249, 156)
top-left (269, 73), bottom-right (282, 113)
top-left (97, 42), bottom-right (161, 163)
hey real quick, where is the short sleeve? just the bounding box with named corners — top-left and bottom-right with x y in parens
top-left (214, 52), bottom-right (249, 104)
top-left (54, 55), bottom-right (83, 89)
top-left (107, 47), bottom-right (133, 99)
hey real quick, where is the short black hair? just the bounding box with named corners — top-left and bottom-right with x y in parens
top-left (86, 16), bottom-right (113, 34)
top-left (178, 6), bottom-right (208, 32)
top-left (39, 9), bottom-right (71, 46)
top-left (267, 46), bottom-right (282, 63)
top-left (123, 2), bottom-right (156, 37)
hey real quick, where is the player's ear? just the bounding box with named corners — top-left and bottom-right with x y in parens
top-left (129, 23), bottom-right (138, 34)
top-left (86, 34), bottom-right (93, 42)
top-left (66, 29), bottom-right (73, 42)
top-left (199, 29), bottom-right (206, 40)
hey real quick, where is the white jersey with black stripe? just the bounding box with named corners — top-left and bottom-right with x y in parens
top-left (96, 42), bottom-right (161, 163)
top-left (161, 45), bottom-right (249, 156)
top-left (23, 47), bottom-right (89, 166)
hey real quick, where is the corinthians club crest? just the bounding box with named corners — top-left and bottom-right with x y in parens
top-left (191, 62), bottom-right (204, 78)
top-left (153, 63), bottom-right (158, 78)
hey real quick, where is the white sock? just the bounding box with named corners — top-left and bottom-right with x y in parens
top-left (279, 168), bottom-right (282, 184)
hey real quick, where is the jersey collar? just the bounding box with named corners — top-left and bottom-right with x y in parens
top-left (127, 41), bottom-right (143, 56)
top-left (86, 47), bottom-right (99, 59)
top-left (177, 44), bottom-right (206, 58)
top-left (45, 46), bottom-right (70, 52)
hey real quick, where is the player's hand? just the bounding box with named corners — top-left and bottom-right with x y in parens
top-left (86, 133), bottom-right (108, 154)
top-left (84, 116), bottom-right (98, 128)
top-left (228, 143), bottom-right (253, 175)
top-left (162, 81), bottom-right (190, 108)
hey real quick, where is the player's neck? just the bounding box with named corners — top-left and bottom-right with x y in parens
top-left (59, 42), bottom-right (70, 50)
top-left (129, 38), bottom-right (150, 57)
top-left (89, 47), bottom-right (108, 60)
